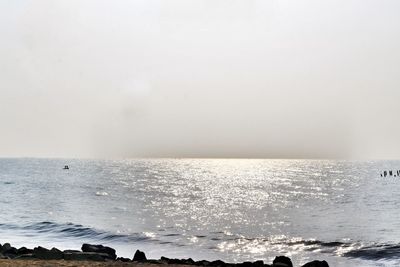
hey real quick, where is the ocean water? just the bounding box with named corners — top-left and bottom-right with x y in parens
top-left (0, 158), bottom-right (399, 266)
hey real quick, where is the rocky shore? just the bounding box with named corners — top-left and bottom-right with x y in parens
top-left (0, 243), bottom-right (329, 267)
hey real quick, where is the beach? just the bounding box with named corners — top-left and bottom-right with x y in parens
top-left (0, 241), bottom-right (329, 267)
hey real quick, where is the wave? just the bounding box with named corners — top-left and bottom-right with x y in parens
top-left (276, 238), bottom-right (400, 261)
top-left (214, 234), bottom-right (400, 261)
top-left (342, 243), bottom-right (400, 260)
top-left (1, 221), bottom-right (400, 261)
top-left (0, 221), bottom-right (151, 243)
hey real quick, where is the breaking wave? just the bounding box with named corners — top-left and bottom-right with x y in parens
top-left (1, 221), bottom-right (400, 262)
top-left (0, 221), bottom-right (150, 243)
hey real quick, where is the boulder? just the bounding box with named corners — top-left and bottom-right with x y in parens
top-left (133, 249), bottom-right (147, 261)
top-left (1, 243), bottom-right (11, 253)
top-left (63, 250), bottom-right (81, 254)
top-left (81, 244), bottom-right (116, 260)
top-left (195, 260), bottom-right (211, 266)
top-left (2, 246), bottom-right (17, 258)
top-left (160, 257), bottom-right (183, 264)
top-left (14, 254), bottom-right (36, 260)
top-left (64, 251), bottom-right (109, 261)
top-left (182, 258), bottom-right (196, 265)
top-left (272, 256), bottom-right (293, 267)
top-left (239, 262), bottom-right (254, 267)
top-left (17, 247), bottom-right (34, 255)
top-left (117, 257), bottom-right (131, 262)
top-left (33, 247), bottom-right (63, 260)
top-left (160, 256), bottom-right (169, 263)
top-left (237, 261), bottom-right (266, 267)
top-left (210, 260), bottom-right (226, 266)
top-left (147, 259), bottom-right (164, 264)
top-left (253, 260), bottom-right (264, 267)
top-left (301, 260), bottom-right (329, 267)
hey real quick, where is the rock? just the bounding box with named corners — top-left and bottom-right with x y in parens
top-left (133, 249), bottom-right (147, 261)
top-left (0, 253), bottom-right (9, 259)
top-left (240, 262), bottom-right (254, 267)
top-left (147, 259), bottom-right (163, 264)
top-left (64, 252), bottom-right (109, 261)
top-left (33, 247), bottom-right (63, 260)
top-left (81, 244), bottom-right (116, 260)
top-left (160, 256), bottom-right (169, 263)
top-left (301, 260), bottom-right (329, 267)
top-left (17, 247), bottom-right (34, 255)
top-left (183, 258), bottom-right (195, 265)
top-left (1, 243), bottom-right (11, 253)
top-left (237, 261), bottom-right (265, 267)
top-left (117, 257), bottom-right (131, 262)
top-left (63, 250), bottom-right (81, 254)
top-left (272, 256), bottom-right (293, 267)
top-left (160, 257), bottom-right (184, 264)
top-left (253, 260), bottom-right (264, 267)
top-left (2, 246), bottom-right (17, 258)
top-left (14, 254), bottom-right (36, 260)
top-left (195, 260), bottom-right (211, 266)
top-left (210, 260), bottom-right (226, 266)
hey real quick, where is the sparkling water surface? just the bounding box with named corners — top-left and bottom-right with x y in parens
top-left (0, 158), bottom-right (399, 267)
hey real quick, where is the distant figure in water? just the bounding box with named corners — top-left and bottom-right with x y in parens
top-left (63, 165), bottom-right (69, 170)
top-left (384, 171), bottom-right (387, 177)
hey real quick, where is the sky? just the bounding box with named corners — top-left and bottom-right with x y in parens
top-left (1, 0), bottom-right (400, 159)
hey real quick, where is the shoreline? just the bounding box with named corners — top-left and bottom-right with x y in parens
top-left (0, 242), bottom-right (329, 267)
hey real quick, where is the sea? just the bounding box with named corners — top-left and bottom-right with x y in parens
top-left (0, 158), bottom-right (399, 267)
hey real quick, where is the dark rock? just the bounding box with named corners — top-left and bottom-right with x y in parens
top-left (33, 247), bottom-right (63, 260)
top-left (133, 249), bottom-right (147, 261)
top-left (147, 259), bottom-right (163, 264)
top-left (64, 252), bottom-right (109, 261)
top-left (272, 256), bottom-right (293, 267)
top-left (81, 243), bottom-right (116, 260)
top-left (1, 243), bottom-right (11, 253)
top-left (210, 260), bottom-right (226, 266)
top-left (17, 247), bottom-right (34, 255)
top-left (195, 260), bottom-right (211, 266)
top-left (161, 257), bottom-right (184, 264)
top-left (63, 250), bottom-right (81, 254)
top-left (160, 256), bottom-right (170, 264)
top-left (183, 258), bottom-right (195, 265)
top-left (241, 262), bottom-right (254, 267)
top-left (2, 246), bottom-right (17, 258)
top-left (253, 260), bottom-right (264, 267)
top-left (117, 257), bottom-right (131, 262)
top-left (301, 260), bottom-right (329, 267)
top-left (14, 254), bottom-right (36, 260)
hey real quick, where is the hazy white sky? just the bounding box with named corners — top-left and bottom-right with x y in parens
top-left (1, 0), bottom-right (400, 159)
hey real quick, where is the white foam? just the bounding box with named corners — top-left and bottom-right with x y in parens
top-left (95, 191), bottom-right (109, 196)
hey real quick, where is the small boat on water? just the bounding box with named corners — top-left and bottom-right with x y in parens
top-left (63, 165), bottom-right (69, 170)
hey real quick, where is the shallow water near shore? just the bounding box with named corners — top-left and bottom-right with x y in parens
top-left (0, 158), bottom-right (399, 266)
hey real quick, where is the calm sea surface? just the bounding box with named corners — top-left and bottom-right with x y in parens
top-left (0, 158), bottom-right (399, 266)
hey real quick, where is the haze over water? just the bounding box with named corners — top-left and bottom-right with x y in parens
top-left (0, 158), bottom-right (398, 267)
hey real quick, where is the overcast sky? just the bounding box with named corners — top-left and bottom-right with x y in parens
top-left (1, 0), bottom-right (400, 159)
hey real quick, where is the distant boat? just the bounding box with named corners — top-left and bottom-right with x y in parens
top-left (63, 165), bottom-right (69, 170)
